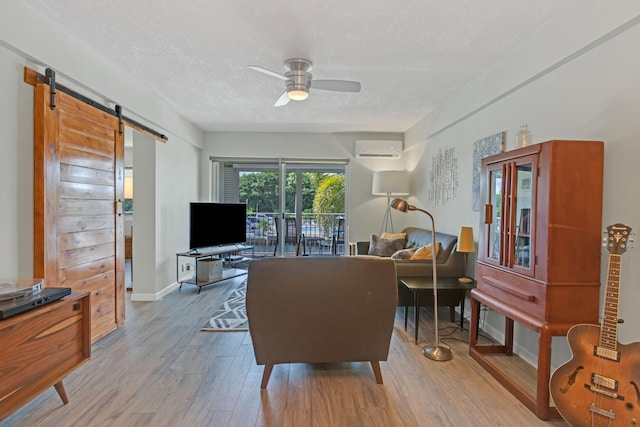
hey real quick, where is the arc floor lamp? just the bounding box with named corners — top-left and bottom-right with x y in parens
top-left (390, 198), bottom-right (452, 361)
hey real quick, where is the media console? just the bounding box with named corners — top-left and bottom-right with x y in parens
top-left (0, 292), bottom-right (90, 420)
top-left (176, 244), bottom-right (254, 293)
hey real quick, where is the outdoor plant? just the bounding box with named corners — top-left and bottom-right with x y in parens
top-left (257, 219), bottom-right (271, 236)
top-left (312, 175), bottom-right (345, 235)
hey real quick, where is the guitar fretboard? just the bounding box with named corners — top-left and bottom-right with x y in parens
top-left (600, 254), bottom-right (620, 351)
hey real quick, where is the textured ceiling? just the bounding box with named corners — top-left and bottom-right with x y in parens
top-left (19, 0), bottom-right (574, 133)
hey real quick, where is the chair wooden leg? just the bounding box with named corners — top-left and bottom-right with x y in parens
top-left (370, 361), bottom-right (383, 384)
top-left (261, 364), bottom-right (274, 389)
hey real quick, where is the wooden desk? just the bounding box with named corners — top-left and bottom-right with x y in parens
top-left (399, 277), bottom-right (476, 344)
top-left (0, 292), bottom-right (91, 420)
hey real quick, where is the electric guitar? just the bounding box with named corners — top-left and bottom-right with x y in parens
top-left (550, 223), bottom-right (640, 426)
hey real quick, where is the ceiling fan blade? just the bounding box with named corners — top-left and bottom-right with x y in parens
top-left (248, 65), bottom-right (289, 81)
top-left (311, 79), bottom-right (361, 92)
top-left (274, 91), bottom-right (290, 107)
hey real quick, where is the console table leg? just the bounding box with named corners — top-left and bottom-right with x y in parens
top-left (414, 291), bottom-right (419, 344)
top-left (469, 297), bottom-right (480, 348)
top-left (459, 291), bottom-right (465, 330)
top-left (536, 324), bottom-right (559, 419)
top-left (404, 287), bottom-right (409, 330)
top-left (54, 381), bottom-right (69, 404)
top-left (505, 317), bottom-right (514, 355)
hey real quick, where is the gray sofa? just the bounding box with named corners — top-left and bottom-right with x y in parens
top-left (356, 227), bottom-right (465, 278)
top-left (356, 227), bottom-right (466, 310)
top-left (246, 256), bottom-right (397, 388)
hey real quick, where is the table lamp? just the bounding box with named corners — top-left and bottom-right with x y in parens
top-left (457, 226), bottom-right (475, 284)
top-left (390, 197), bottom-right (452, 362)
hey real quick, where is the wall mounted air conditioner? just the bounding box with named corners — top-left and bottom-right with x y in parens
top-left (354, 140), bottom-right (403, 159)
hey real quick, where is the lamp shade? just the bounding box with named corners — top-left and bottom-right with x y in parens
top-left (372, 170), bottom-right (409, 196)
top-left (457, 226), bottom-right (475, 253)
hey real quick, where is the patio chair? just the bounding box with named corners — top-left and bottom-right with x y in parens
top-left (273, 217), bottom-right (301, 256)
top-left (332, 216), bottom-right (345, 255)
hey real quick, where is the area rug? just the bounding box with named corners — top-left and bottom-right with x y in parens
top-left (200, 280), bottom-right (248, 332)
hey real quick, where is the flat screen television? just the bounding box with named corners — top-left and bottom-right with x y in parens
top-left (189, 202), bottom-right (246, 250)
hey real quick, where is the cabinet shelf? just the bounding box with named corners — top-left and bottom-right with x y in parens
top-left (180, 267), bottom-right (248, 287)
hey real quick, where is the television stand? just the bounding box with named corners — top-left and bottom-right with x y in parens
top-left (176, 244), bottom-right (253, 293)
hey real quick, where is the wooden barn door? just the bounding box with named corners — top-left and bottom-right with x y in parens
top-left (33, 82), bottom-right (125, 343)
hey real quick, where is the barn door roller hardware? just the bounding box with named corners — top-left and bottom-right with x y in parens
top-left (115, 105), bottom-right (124, 135)
top-left (45, 68), bottom-right (56, 110)
top-left (26, 67), bottom-right (168, 141)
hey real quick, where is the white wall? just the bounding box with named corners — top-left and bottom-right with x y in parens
top-left (202, 132), bottom-right (407, 243)
top-left (155, 135), bottom-right (200, 296)
top-left (130, 132), bottom-right (157, 299)
top-left (0, 46), bottom-right (34, 278)
top-left (406, 1), bottom-right (640, 365)
top-left (0, 1), bottom-right (204, 296)
top-left (129, 130), bottom-right (199, 301)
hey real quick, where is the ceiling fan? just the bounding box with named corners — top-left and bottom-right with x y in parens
top-left (248, 58), bottom-right (361, 107)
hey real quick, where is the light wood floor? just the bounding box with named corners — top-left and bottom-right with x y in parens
top-left (1, 276), bottom-right (569, 427)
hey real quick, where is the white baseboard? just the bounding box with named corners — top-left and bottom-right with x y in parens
top-left (130, 281), bottom-right (181, 301)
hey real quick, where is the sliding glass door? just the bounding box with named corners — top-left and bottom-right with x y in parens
top-left (282, 162), bottom-right (346, 256)
top-left (211, 158), bottom-right (348, 256)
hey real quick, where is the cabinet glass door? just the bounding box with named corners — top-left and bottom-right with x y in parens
top-left (513, 163), bottom-right (533, 269)
top-left (487, 166), bottom-right (503, 262)
top-left (483, 155), bottom-right (536, 273)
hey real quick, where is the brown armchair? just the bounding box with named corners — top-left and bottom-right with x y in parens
top-left (246, 256), bottom-right (398, 388)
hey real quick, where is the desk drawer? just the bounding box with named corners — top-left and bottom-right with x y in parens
top-left (0, 293), bottom-right (90, 418)
top-left (477, 264), bottom-right (545, 320)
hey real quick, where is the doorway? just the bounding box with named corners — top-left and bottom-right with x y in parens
top-left (124, 131), bottom-right (134, 290)
top-left (282, 162), bottom-right (346, 256)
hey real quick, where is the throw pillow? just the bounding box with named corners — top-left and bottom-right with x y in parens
top-left (368, 234), bottom-right (405, 257)
top-left (381, 232), bottom-right (407, 242)
top-left (391, 247), bottom-right (417, 260)
top-left (410, 242), bottom-right (442, 260)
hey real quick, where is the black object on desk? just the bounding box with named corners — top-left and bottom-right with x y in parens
top-left (0, 287), bottom-right (72, 320)
top-left (399, 277), bottom-right (476, 344)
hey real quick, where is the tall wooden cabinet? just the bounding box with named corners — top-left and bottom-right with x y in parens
top-left (469, 140), bottom-right (604, 419)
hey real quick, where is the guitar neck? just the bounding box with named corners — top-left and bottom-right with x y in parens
top-left (600, 253), bottom-right (621, 352)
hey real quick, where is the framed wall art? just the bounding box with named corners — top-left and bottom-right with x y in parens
top-left (471, 131), bottom-right (505, 211)
top-left (429, 146), bottom-right (458, 205)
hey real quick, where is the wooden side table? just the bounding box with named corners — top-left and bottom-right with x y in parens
top-left (399, 277), bottom-right (476, 344)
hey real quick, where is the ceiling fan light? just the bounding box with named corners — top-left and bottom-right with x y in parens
top-left (287, 89), bottom-right (309, 101)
